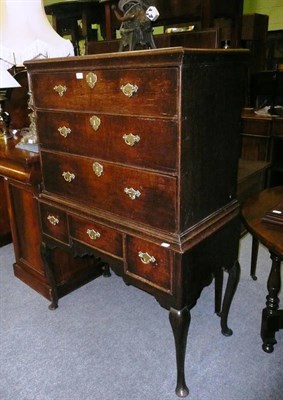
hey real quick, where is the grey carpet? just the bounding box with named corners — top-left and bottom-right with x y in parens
top-left (0, 234), bottom-right (282, 400)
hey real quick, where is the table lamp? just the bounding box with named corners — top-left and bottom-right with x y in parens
top-left (0, 0), bottom-right (74, 145)
top-left (0, 66), bottom-right (20, 142)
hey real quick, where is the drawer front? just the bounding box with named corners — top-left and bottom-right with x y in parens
top-left (40, 203), bottom-right (69, 244)
top-left (125, 236), bottom-right (173, 293)
top-left (241, 117), bottom-right (271, 136)
top-left (36, 110), bottom-right (178, 172)
top-left (41, 151), bottom-right (177, 231)
top-left (31, 68), bottom-right (178, 117)
top-left (69, 214), bottom-right (123, 258)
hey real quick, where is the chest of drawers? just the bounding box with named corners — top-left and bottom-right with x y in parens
top-left (26, 47), bottom-right (248, 397)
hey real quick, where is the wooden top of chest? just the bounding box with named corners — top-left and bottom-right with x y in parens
top-left (25, 47), bottom-right (249, 72)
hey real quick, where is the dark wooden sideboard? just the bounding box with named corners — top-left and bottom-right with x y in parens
top-left (0, 136), bottom-right (106, 301)
top-left (25, 48), bottom-right (248, 397)
top-left (241, 109), bottom-right (283, 187)
top-left (0, 176), bottom-right (12, 246)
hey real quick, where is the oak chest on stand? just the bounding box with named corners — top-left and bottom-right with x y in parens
top-left (26, 47), bottom-right (248, 397)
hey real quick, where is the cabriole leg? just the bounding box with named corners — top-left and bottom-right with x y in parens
top-left (169, 307), bottom-right (191, 398)
top-left (214, 269), bottom-right (224, 315)
top-left (40, 242), bottom-right (58, 310)
top-left (220, 261), bottom-right (240, 336)
top-left (102, 262), bottom-right (111, 277)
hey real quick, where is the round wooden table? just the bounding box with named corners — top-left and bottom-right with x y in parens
top-left (241, 186), bottom-right (283, 353)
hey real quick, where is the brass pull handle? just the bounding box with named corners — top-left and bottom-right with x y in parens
top-left (47, 215), bottom-right (59, 226)
top-left (93, 162), bottom-right (103, 177)
top-left (58, 126), bottom-right (71, 138)
top-left (120, 83), bottom-right (138, 97)
top-left (86, 72), bottom-right (97, 88)
top-left (124, 187), bottom-right (141, 200)
top-left (138, 251), bottom-right (156, 265)
top-left (53, 84), bottom-right (67, 96)
top-left (123, 133), bottom-right (140, 147)
top-left (90, 115), bottom-right (101, 131)
top-left (86, 228), bottom-right (101, 240)
top-left (62, 171), bottom-right (75, 182)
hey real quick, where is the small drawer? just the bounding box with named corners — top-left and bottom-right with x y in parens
top-left (125, 236), bottom-right (173, 293)
top-left (40, 203), bottom-right (69, 244)
top-left (30, 67), bottom-right (178, 117)
top-left (69, 215), bottom-right (123, 258)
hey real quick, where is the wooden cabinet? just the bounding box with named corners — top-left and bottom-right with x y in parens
top-left (240, 109), bottom-right (283, 187)
top-left (240, 112), bottom-right (272, 162)
top-left (26, 48), bottom-right (248, 397)
top-left (87, 0), bottom-right (244, 54)
top-left (88, 28), bottom-right (221, 55)
top-left (46, 0), bottom-right (244, 48)
top-left (245, 70), bottom-right (283, 186)
top-left (44, 0), bottom-right (106, 54)
top-left (154, 0), bottom-right (244, 46)
top-left (241, 14), bottom-right (269, 74)
top-left (269, 119), bottom-right (283, 186)
top-left (237, 159), bottom-right (270, 219)
top-left (0, 176), bottom-right (12, 246)
top-left (0, 137), bottom-right (106, 301)
top-left (266, 30), bottom-right (283, 70)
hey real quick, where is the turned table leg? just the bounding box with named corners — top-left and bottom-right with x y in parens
top-left (251, 237), bottom-right (259, 280)
top-left (261, 252), bottom-right (282, 353)
top-left (219, 261), bottom-right (240, 336)
top-left (169, 307), bottom-right (191, 398)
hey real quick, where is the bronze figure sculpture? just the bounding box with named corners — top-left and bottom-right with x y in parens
top-left (112, 0), bottom-right (157, 51)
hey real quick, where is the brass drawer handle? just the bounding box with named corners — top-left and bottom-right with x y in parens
top-left (93, 162), bottom-right (103, 177)
top-left (47, 215), bottom-right (59, 226)
top-left (62, 171), bottom-right (75, 182)
top-left (124, 187), bottom-right (141, 200)
top-left (138, 251), bottom-right (156, 265)
top-left (86, 72), bottom-right (97, 88)
top-left (120, 83), bottom-right (138, 97)
top-left (58, 126), bottom-right (71, 138)
top-left (53, 84), bottom-right (67, 96)
top-left (90, 115), bottom-right (101, 131)
top-left (123, 133), bottom-right (140, 147)
top-left (86, 228), bottom-right (101, 240)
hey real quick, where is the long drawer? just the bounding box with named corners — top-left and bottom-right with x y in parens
top-left (41, 151), bottom-right (177, 231)
top-left (31, 68), bottom-right (178, 117)
top-left (36, 110), bottom-right (178, 172)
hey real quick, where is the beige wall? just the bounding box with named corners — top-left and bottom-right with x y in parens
top-left (244, 0), bottom-right (283, 31)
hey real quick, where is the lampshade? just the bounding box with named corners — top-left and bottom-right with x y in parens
top-left (0, 67), bottom-right (21, 89)
top-left (0, 0), bottom-right (74, 69)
